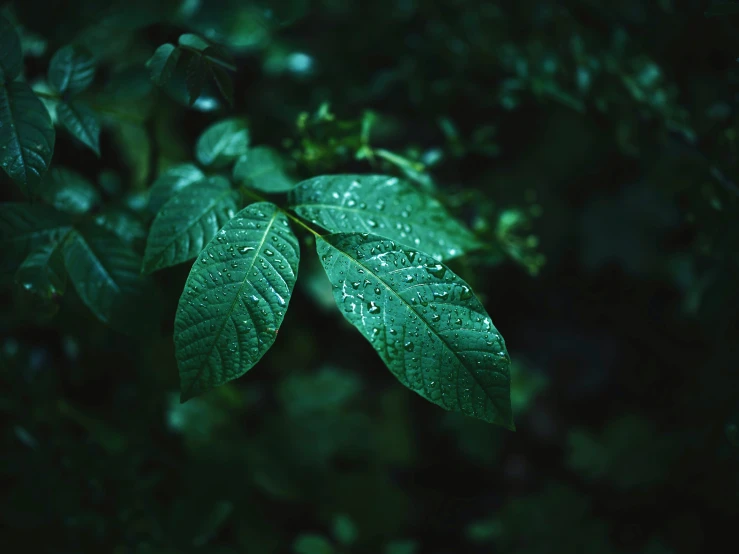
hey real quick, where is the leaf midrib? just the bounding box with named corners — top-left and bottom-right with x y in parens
top-left (182, 208), bottom-right (279, 399)
top-left (1, 82), bottom-right (30, 189)
top-left (320, 235), bottom-right (502, 418)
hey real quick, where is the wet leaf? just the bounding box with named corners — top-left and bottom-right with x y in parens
top-left (317, 233), bottom-right (512, 428)
top-left (143, 177), bottom-right (238, 273)
top-left (38, 166), bottom-right (100, 214)
top-left (147, 163), bottom-right (206, 215)
top-left (291, 174), bottom-right (481, 261)
top-left (15, 239), bottom-right (68, 298)
top-left (0, 81), bottom-right (55, 195)
top-left (175, 202), bottom-right (300, 400)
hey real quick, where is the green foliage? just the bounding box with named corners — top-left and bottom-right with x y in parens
top-left (233, 146), bottom-right (295, 193)
top-left (317, 232), bottom-right (512, 428)
top-left (291, 175), bottom-right (481, 261)
top-left (47, 46), bottom-right (95, 96)
top-left (195, 117), bottom-right (249, 167)
top-left (175, 203), bottom-right (300, 400)
top-left (0, 14), bottom-right (23, 81)
top-left (55, 101), bottom-right (100, 156)
top-left (0, 81), bottom-right (55, 194)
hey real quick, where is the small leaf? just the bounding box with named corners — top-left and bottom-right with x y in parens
top-left (293, 534), bottom-right (335, 554)
top-left (0, 81), bottom-right (56, 195)
top-left (15, 239), bottom-right (68, 298)
top-left (0, 14), bottom-right (23, 81)
top-left (47, 45), bottom-right (95, 96)
top-left (63, 226), bottom-right (156, 334)
top-left (178, 33), bottom-right (210, 52)
top-left (56, 100), bottom-right (101, 156)
top-left (147, 163), bottom-right (206, 214)
top-left (38, 166), bottom-right (100, 214)
top-left (0, 203), bottom-right (72, 273)
top-left (290, 174), bottom-right (481, 261)
top-left (233, 147), bottom-right (294, 193)
top-left (210, 64), bottom-right (234, 106)
top-left (147, 43), bottom-right (180, 86)
top-left (143, 177), bottom-right (238, 274)
top-left (185, 54), bottom-right (207, 106)
top-left (175, 202), bottom-right (300, 401)
top-left (195, 117), bottom-right (249, 168)
top-left (317, 233), bottom-right (512, 428)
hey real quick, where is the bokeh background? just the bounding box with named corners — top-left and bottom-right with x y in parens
top-left (1, 0), bottom-right (738, 552)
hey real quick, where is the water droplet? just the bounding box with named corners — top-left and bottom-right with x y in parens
top-left (455, 318), bottom-right (463, 325)
top-left (367, 219), bottom-right (378, 227)
top-left (389, 328), bottom-right (397, 335)
top-left (264, 249), bottom-right (274, 256)
top-left (374, 287), bottom-right (381, 295)
top-left (351, 281), bottom-right (361, 289)
top-left (431, 314), bottom-right (441, 322)
top-left (425, 264), bottom-right (446, 279)
top-left (367, 301), bottom-right (381, 314)
top-left (433, 291), bottom-right (449, 300)
top-left (403, 341), bottom-right (415, 352)
top-left (239, 246), bottom-right (255, 254)
top-left (405, 275), bottom-right (414, 283)
top-left (407, 251), bottom-right (416, 263)
top-left (459, 285), bottom-right (473, 300)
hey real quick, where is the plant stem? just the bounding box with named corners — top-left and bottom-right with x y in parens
top-left (240, 186), bottom-right (323, 238)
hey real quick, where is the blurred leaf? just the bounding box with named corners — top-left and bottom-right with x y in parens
top-left (185, 54), bottom-right (208, 106)
top-left (331, 514), bottom-right (357, 546)
top-left (147, 43), bottom-right (180, 86)
top-left (56, 101), bottom-right (100, 156)
top-left (385, 540), bottom-right (419, 554)
top-left (277, 366), bottom-right (362, 415)
top-left (178, 33), bottom-right (211, 52)
top-left (15, 239), bottom-right (68, 298)
top-left (291, 175), bottom-right (481, 261)
top-left (210, 65), bottom-right (234, 106)
top-left (47, 45), bottom-right (95, 96)
top-left (62, 226), bottom-right (156, 334)
top-left (38, 167), bottom-right (100, 214)
top-left (317, 233), bottom-right (513, 427)
top-left (147, 163), bottom-right (206, 215)
top-left (0, 81), bottom-right (55, 195)
top-left (175, 202), bottom-right (300, 401)
top-left (143, 177), bottom-right (238, 273)
top-left (0, 14), bottom-right (23, 81)
top-left (293, 534), bottom-right (334, 554)
top-left (0, 203), bottom-right (72, 273)
top-left (195, 117), bottom-right (249, 168)
top-left (233, 147), bottom-right (295, 193)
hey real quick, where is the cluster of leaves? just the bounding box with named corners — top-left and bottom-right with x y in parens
top-left (1, 13), bottom-right (515, 428)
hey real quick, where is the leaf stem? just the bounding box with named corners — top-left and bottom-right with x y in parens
top-left (240, 186), bottom-right (323, 238)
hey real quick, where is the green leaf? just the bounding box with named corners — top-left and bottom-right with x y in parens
top-left (0, 81), bottom-right (56, 194)
top-left (185, 54), bottom-right (207, 106)
top-left (15, 239), bottom-right (68, 298)
top-left (143, 177), bottom-right (238, 273)
top-left (56, 100), bottom-right (101, 156)
top-left (147, 43), bottom-right (181, 86)
top-left (317, 233), bottom-right (512, 428)
top-left (178, 33), bottom-right (210, 52)
top-left (0, 203), bottom-right (72, 273)
top-left (293, 535), bottom-right (335, 554)
top-left (195, 117), bottom-right (249, 168)
top-left (38, 167), bottom-right (101, 214)
top-left (47, 45), bottom-right (95, 96)
top-left (290, 174), bottom-right (481, 261)
top-left (210, 64), bottom-right (234, 106)
top-left (0, 14), bottom-right (23, 81)
top-left (147, 163), bottom-right (206, 215)
top-left (63, 226), bottom-right (156, 334)
top-left (175, 202), bottom-right (300, 401)
top-left (233, 147), bottom-right (294, 193)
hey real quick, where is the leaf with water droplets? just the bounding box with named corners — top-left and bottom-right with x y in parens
top-left (175, 202), bottom-right (300, 401)
top-left (232, 146), bottom-right (295, 193)
top-left (56, 100), bottom-right (100, 156)
top-left (143, 177), bottom-right (237, 274)
top-left (147, 163), bottom-right (205, 215)
top-left (290, 174), bottom-right (482, 261)
top-left (63, 226), bottom-right (157, 335)
top-left (0, 81), bottom-right (56, 195)
top-left (195, 117), bottom-right (249, 168)
top-left (317, 233), bottom-right (513, 428)
top-left (47, 45), bottom-right (96, 96)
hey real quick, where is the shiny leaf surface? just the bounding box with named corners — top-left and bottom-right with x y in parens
top-left (233, 147), bottom-right (294, 193)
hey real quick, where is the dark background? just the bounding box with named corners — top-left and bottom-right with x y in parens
top-left (1, 0), bottom-right (738, 552)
